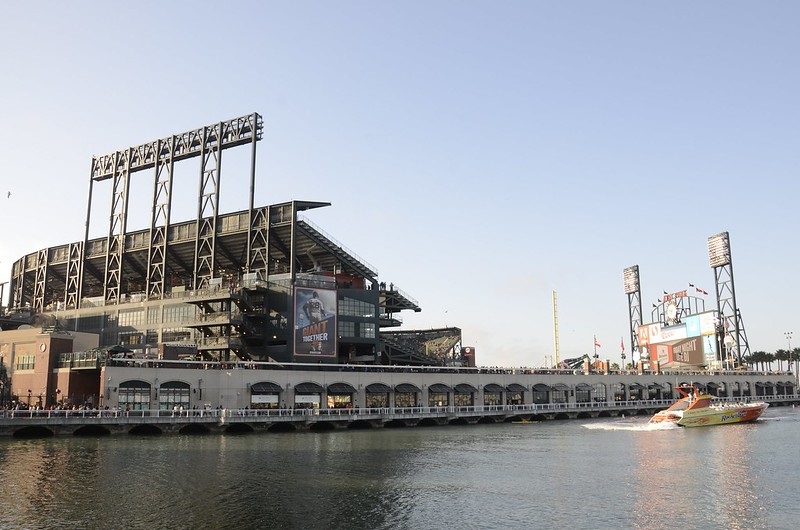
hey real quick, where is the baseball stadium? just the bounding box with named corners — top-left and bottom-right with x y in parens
top-left (0, 113), bottom-right (795, 422)
top-left (0, 114), bottom-right (468, 405)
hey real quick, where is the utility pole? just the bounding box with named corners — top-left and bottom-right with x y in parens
top-left (786, 331), bottom-right (797, 389)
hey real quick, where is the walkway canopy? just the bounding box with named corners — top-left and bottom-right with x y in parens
top-left (250, 381), bottom-right (282, 393)
top-left (365, 383), bottom-right (392, 393)
top-left (575, 383), bottom-right (593, 391)
top-left (327, 382), bottom-right (356, 394)
top-left (552, 383), bottom-right (570, 392)
top-left (294, 382), bottom-right (324, 394)
top-left (160, 381), bottom-right (188, 389)
top-left (454, 383), bottom-right (477, 394)
top-left (648, 382), bottom-right (664, 390)
top-left (395, 383), bottom-right (421, 393)
top-left (484, 384), bottom-right (505, 393)
top-left (628, 382), bottom-right (645, 390)
top-left (120, 380), bottom-right (151, 390)
top-left (506, 383), bottom-right (527, 393)
top-left (428, 383), bottom-right (453, 393)
top-left (532, 383), bottom-right (551, 392)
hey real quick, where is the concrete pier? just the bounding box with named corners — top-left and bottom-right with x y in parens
top-left (2, 393), bottom-right (796, 437)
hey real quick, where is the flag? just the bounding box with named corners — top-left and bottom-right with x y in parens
top-left (620, 337), bottom-right (625, 353)
top-left (689, 283), bottom-right (695, 287)
top-left (696, 287), bottom-right (708, 295)
top-left (594, 336), bottom-right (601, 348)
top-left (663, 291), bottom-right (668, 295)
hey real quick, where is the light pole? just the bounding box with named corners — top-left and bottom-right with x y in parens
top-left (786, 331), bottom-right (797, 390)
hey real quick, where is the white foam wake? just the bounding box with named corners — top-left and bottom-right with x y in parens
top-left (582, 420), bottom-right (679, 431)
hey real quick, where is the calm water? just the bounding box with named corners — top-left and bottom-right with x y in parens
top-left (1, 407), bottom-right (799, 530)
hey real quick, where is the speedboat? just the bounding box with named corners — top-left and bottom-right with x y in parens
top-left (649, 385), bottom-right (768, 427)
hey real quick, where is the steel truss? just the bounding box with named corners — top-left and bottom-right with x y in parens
top-left (79, 113), bottom-right (263, 308)
top-left (713, 262), bottom-right (749, 365)
top-left (627, 290), bottom-right (642, 358)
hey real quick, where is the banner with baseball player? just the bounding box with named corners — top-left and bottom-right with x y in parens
top-left (293, 287), bottom-right (337, 358)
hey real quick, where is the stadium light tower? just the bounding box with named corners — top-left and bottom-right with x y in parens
top-left (623, 265), bottom-right (642, 368)
top-left (708, 232), bottom-right (749, 367)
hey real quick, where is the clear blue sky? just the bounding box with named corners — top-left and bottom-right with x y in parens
top-left (2, 2), bottom-right (798, 367)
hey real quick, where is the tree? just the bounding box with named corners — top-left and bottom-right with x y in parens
top-left (765, 351), bottom-right (776, 372)
top-left (749, 350), bottom-right (768, 371)
top-left (789, 347), bottom-right (800, 374)
top-left (774, 349), bottom-right (789, 372)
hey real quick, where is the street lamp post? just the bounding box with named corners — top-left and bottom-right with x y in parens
top-left (786, 331), bottom-right (797, 391)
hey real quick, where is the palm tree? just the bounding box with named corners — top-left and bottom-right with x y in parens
top-left (774, 349), bottom-right (789, 372)
top-left (789, 347), bottom-right (800, 374)
top-left (765, 351), bottom-right (776, 372)
top-left (749, 350), bottom-right (768, 371)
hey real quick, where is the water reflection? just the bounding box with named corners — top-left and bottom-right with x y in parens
top-left (0, 409), bottom-right (797, 529)
top-left (629, 418), bottom-right (772, 529)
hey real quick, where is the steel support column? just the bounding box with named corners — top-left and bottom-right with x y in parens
top-left (147, 137), bottom-right (175, 300)
top-left (65, 242), bottom-right (82, 310)
top-left (713, 263), bottom-right (747, 365)
top-left (627, 290), bottom-right (642, 357)
top-left (193, 124), bottom-right (222, 290)
top-left (32, 249), bottom-right (48, 312)
top-left (103, 149), bottom-right (131, 305)
top-left (247, 116), bottom-right (268, 277)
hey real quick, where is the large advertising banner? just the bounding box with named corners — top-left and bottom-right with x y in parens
top-left (703, 335), bottom-right (718, 365)
top-left (655, 344), bottom-right (671, 365)
top-left (642, 322), bottom-right (688, 345)
top-left (638, 323), bottom-right (657, 347)
top-left (699, 311), bottom-right (717, 336)
top-left (684, 315), bottom-right (701, 338)
top-left (659, 324), bottom-right (687, 343)
top-left (293, 287), bottom-right (337, 358)
top-left (671, 337), bottom-right (704, 365)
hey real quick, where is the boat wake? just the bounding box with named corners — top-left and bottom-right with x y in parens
top-left (582, 420), bottom-right (679, 431)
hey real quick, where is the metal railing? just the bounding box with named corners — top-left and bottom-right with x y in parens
top-left (2, 393), bottom-right (793, 424)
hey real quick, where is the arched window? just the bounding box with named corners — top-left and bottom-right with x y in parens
top-left (119, 380), bottom-right (152, 411)
top-left (158, 381), bottom-right (190, 411)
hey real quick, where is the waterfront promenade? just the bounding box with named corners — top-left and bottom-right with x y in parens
top-left (2, 392), bottom-right (797, 437)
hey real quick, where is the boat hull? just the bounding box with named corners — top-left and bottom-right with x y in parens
top-left (676, 403), bottom-right (768, 427)
top-left (650, 403), bottom-right (768, 427)
top-left (648, 385), bottom-right (769, 428)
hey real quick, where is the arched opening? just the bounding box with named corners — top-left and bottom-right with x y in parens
top-left (119, 380), bottom-right (152, 411)
top-left (159, 381), bottom-right (190, 412)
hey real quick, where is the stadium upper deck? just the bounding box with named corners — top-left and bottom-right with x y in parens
top-left (4, 113), bottom-right (465, 366)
